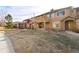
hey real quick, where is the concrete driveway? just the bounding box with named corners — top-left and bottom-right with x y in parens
top-left (0, 31), bottom-right (14, 53)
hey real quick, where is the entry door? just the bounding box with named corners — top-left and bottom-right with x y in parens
top-left (65, 20), bottom-right (75, 31)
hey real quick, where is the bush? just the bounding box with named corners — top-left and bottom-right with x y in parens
top-left (5, 22), bottom-right (13, 29)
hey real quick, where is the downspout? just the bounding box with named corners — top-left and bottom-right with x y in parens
top-left (49, 9), bottom-right (54, 30)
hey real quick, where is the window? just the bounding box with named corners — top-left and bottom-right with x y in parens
top-left (47, 14), bottom-right (51, 19)
top-left (53, 21), bottom-right (61, 29)
top-left (47, 14), bottom-right (50, 18)
top-left (57, 10), bottom-right (65, 16)
top-left (76, 8), bottom-right (79, 11)
top-left (51, 13), bottom-right (54, 18)
top-left (56, 24), bottom-right (59, 27)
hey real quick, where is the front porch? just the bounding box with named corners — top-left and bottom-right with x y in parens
top-left (36, 21), bottom-right (52, 30)
top-left (61, 16), bottom-right (77, 32)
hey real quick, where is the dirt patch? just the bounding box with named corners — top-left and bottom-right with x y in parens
top-left (5, 29), bottom-right (79, 53)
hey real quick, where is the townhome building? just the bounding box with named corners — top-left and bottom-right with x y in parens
top-left (30, 12), bottom-right (52, 30)
top-left (14, 6), bottom-right (79, 32)
top-left (13, 21), bottom-right (26, 29)
top-left (50, 6), bottom-right (79, 32)
top-left (23, 19), bottom-right (33, 29)
top-left (30, 6), bottom-right (79, 32)
top-left (13, 19), bottom-right (33, 29)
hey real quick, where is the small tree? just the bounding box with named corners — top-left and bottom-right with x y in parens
top-left (5, 14), bottom-right (13, 29)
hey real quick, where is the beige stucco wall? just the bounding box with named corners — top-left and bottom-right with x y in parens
top-left (32, 13), bottom-right (52, 29)
top-left (76, 19), bottom-right (79, 31)
top-left (35, 14), bottom-right (50, 23)
top-left (0, 27), bottom-right (5, 31)
top-left (29, 7), bottom-right (79, 31)
top-left (51, 7), bottom-right (78, 30)
top-left (51, 7), bottom-right (74, 21)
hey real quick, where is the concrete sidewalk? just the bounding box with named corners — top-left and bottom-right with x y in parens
top-left (0, 31), bottom-right (14, 53)
top-left (65, 31), bottom-right (79, 37)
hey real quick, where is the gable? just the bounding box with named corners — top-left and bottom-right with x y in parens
top-left (61, 16), bottom-right (76, 22)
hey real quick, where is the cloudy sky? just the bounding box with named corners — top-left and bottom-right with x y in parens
top-left (0, 0), bottom-right (79, 22)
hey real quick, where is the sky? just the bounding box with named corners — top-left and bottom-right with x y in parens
top-left (0, 0), bottom-right (79, 22)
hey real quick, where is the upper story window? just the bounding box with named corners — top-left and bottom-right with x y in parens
top-left (57, 10), bottom-right (65, 16)
top-left (51, 13), bottom-right (54, 18)
top-left (47, 14), bottom-right (50, 18)
top-left (47, 14), bottom-right (51, 19)
top-left (76, 8), bottom-right (79, 12)
top-left (76, 8), bottom-right (79, 16)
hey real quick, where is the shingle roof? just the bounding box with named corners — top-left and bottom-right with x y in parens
top-left (51, 6), bottom-right (73, 13)
top-left (23, 6), bottom-right (73, 21)
top-left (74, 7), bottom-right (79, 11)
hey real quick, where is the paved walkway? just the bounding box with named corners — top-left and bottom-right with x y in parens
top-left (65, 31), bottom-right (79, 36)
top-left (0, 31), bottom-right (14, 53)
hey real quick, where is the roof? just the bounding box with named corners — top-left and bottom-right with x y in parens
top-left (74, 7), bottom-right (79, 11)
top-left (31, 6), bottom-right (73, 18)
top-left (30, 12), bottom-right (50, 19)
top-left (51, 6), bottom-right (73, 13)
top-left (24, 6), bottom-right (73, 21)
top-left (23, 19), bottom-right (31, 21)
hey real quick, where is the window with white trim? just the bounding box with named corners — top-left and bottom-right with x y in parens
top-left (53, 21), bottom-right (61, 29)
